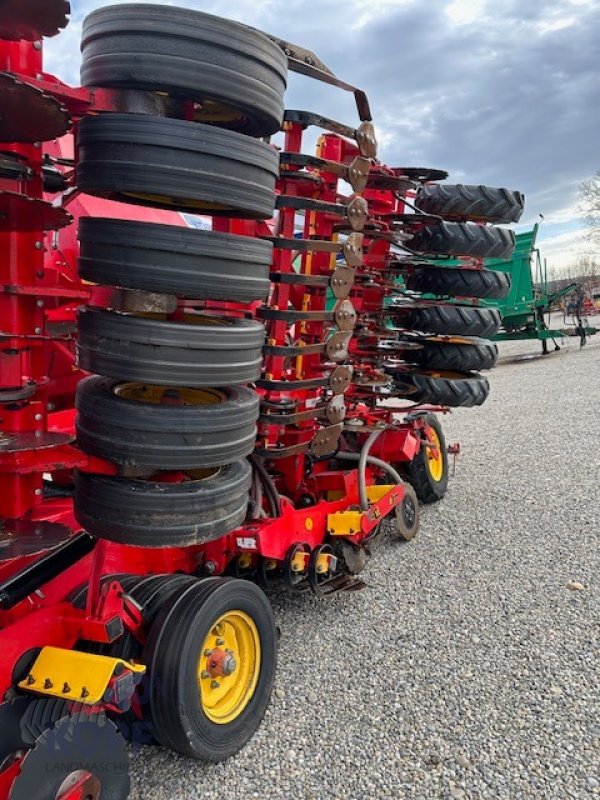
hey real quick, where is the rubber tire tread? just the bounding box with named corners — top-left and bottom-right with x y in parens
top-left (409, 221), bottom-right (515, 259)
top-left (81, 3), bottom-right (287, 137)
top-left (414, 340), bottom-right (498, 372)
top-left (415, 184), bottom-right (524, 224)
top-left (76, 376), bottom-right (260, 469)
top-left (78, 217), bottom-right (272, 303)
top-left (403, 305), bottom-right (502, 337)
top-left (76, 307), bottom-right (265, 387)
top-left (392, 372), bottom-right (490, 407)
top-left (77, 114), bottom-right (279, 219)
top-left (406, 266), bottom-right (511, 299)
top-left (73, 460), bottom-right (252, 547)
top-left (144, 578), bottom-right (277, 761)
top-left (405, 413), bottom-right (449, 504)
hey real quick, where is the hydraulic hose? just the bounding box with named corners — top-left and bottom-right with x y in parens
top-left (336, 451), bottom-right (404, 501)
top-left (357, 428), bottom-right (385, 510)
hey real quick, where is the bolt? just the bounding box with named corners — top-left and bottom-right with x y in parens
top-left (81, 687), bottom-right (89, 698)
top-left (210, 680), bottom-right (220, 689)
top-left (204, 649), bottom-right (213, 657)
top-left (26, 674), bottom-right (35, 686)
top-left (222, 654), bottom-right (237, 676)
top-left (33, 41), bottom-right (42, 50)
top-left (34, 327), bottom-right (42, 334)
top-left (34, 241), bottom-right (43, 250)
top-left (43, 678), bottom-right (53, 689)
top-left (36, 73), bottom-right (43, 80)
top-left (62, 682), bottom-right (71, 694)
top-left (34, 488), bottom-right (42, 496)
top-left (216, 638), bottom-right (225, 646)
top-left (200, 670), bottom-right (210, 679)
top-left (36, 300), bottom-right (44, 308)
top-left (204, 560), bottom-right (216, 575)
top-left (34, 413), bottom-right (42, 421)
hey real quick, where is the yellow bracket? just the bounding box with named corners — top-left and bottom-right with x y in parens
top-left (19, 646), bottom-right (146, 706)
top-left (327, 486), bottom-right (398, 536)
top-left (365, 484), bottom-right (396, 504)
top-left (326, 509), bottom-right (363, 536)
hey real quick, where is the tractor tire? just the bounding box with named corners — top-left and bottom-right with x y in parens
top-left (406, 266), bottom-right (511, 300)
top-left (402, 305), bottom-right (502, 338)
top-left (8, 714), bottom-right (130, 800)
top-left (76, 377), bottom-right (259, 470)
top-left (143, 578), bottom-right (277, 761)
top-left (404, 413), bottom-right (448, 504)
top-left (77, 114), bottom-right (279, 219)
top-left (415, 184), bottom-right (524, 224)
top-left (77, 307), bottom-right (265, 387)
top-left (81, 4), bottom-right (287, 137)
top-left (73, 460), bottom-right (252, 547)
top-left (408, 221), bottom-right (515, 259)
top-left (414, 340), bottom-right (498, 372)
top-left (391, 370), bottom-right (490, 407)
top-left (78, 218), bottom-right (272, 303)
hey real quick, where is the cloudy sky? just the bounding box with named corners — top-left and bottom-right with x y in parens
top-left (46, 0), bottom-right (600, 272)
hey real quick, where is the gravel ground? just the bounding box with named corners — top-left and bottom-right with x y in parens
top-left (130, 329), bottom-right (600, 800)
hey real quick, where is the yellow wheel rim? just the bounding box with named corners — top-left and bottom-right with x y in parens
top-left (198, 610), bottom-right (261, 725)
top-left (115, 383), bottom-right (225, 407)
top-left (426, 428), bottom-right (444, 483)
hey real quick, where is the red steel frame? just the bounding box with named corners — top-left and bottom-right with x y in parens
top-left (0, 28), bottom-right (450, 800)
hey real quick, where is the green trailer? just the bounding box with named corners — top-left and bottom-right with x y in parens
top-left (454, 224), bottom-right (596, 353)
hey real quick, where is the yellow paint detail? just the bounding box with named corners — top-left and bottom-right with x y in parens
top-left (326, 510), bottom-right (363, 536)
top-left (115, 384), bottom-right (225, 407)
top-left (238, 553), bottom-right (252, 570)
top-left (123, 192), bottom-right (231, 212)
top-left (305, 517), bottom-right (314, 531)
top-left (426, 428), bottom-right (444, 483)
top-left (290, 550), bottom-right (310, 573)
top-left (315, 552), bottom-right (331, 574)
top-left (199, 610), bottom-right (260, 725)
top-left (19, 647), bottom-right (146, 705)
top-left (365, 484), bottom-right (396, 504)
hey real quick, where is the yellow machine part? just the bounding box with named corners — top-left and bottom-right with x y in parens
top-left (18, 646), bottom-right (146, 705)
top-left (326, 485), bottom-right (398, 535)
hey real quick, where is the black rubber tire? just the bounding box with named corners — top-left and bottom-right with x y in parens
top-left (396, 483), bottom-right (420, 541)
top-left (19, 699), bottom-right (70, 747)
top-left (81, 4), bottom-right (287, 137)
top-left (415, 184), bottom-right (524, 224)
top-left (414, 340), bottom-right (498, 372)
top-left (76, 377), bottom-right (259, 470)
top-left (77, 307), bottom-right (265, 387)
top-left (402, 305), bottom-right (502, 338)
top-left (404, 413), bottom-right (449, 504)
top-left (9, 715), bottom-right (130, 800)
top-left (391, 371), bottom-right (490, 407)
top-left (406, 267), bottom-right (511, 300)
top-left (77, 114), bottom-right (279, 219)
top-left (143, 578), bottom-right (277, 761)
top-left (73, 460), bottom-right (252, 547)
top-left (78, 218), bottom-right (272, 303)
top-left (409, 222), bottom-right (515, 259)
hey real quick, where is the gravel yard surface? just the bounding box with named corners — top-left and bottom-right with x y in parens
top-left (131, 331), bottom-right (600, 800)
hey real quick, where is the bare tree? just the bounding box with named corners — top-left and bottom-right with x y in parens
top-left (579, 170), bottom-right (600, 245)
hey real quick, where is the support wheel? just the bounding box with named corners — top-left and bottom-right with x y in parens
top-left (396, 484), bottom-right (420, 541)
top-left (143, 578), bottom-right (277, 761)
top-left (405, 414), bottom-right (449, 504)
top-left (9, 714), bottom-right (129, 800)
top-left (408, 222), bottom-right (515, 259)
top-left (406, 266), bottom-right (511, 300)
top-left (415, 184), bottom-right (524, 224)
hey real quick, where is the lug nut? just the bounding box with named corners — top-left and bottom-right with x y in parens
top-left (216, 638), bottom-right (225, 646)
top-left (201, 670), bottom-right (210, 679)
top-left (210, 680), bottom-right (220, 689)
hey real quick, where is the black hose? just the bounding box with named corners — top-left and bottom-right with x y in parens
top-left (249, 455), bottom-right (282, 518)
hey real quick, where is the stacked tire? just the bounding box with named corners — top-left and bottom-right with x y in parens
top-left (73, 4), bottom-right (287, 547)
top-left (391, 183), bottom-right (523, 407)
top-left (72, 3), bottom-right (286, 762)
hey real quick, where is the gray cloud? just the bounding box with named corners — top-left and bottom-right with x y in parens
top-left (47, 0), bottom-right (599, 224)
